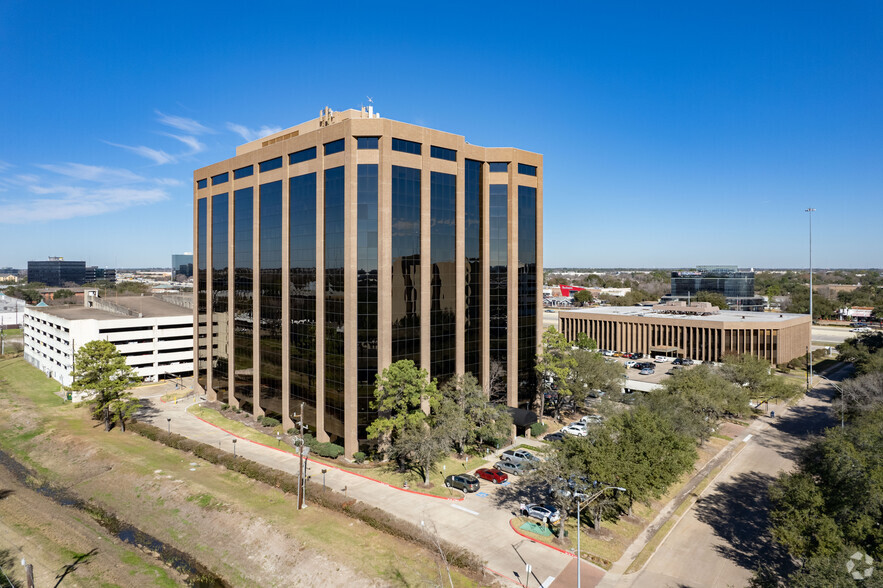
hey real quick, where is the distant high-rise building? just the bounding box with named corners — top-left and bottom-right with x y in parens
top-left (193, 107), bottom-right (543, 455)
top-left (27, 257), bottom-right (86, 287)
top-left (663, 265), bottom-right (765, 311)
top-left (171, 254), bottom-right (193, 280)
top-left (85, 266), bottom-right (117, 283)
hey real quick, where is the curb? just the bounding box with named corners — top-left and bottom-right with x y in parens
top-left (508, 518), bottom-right (575, 558)
top-left (188, 412), bottom-right (465, 502)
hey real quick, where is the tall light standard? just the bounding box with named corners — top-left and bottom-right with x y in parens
top-left (805, 207), bottom-right (815, 389)
top-left (291, 401), bottom-right (306, 509)
top-left (575, 484), bottom-right (626, 588)
top-left (816, 373), bottom-right (846, 429)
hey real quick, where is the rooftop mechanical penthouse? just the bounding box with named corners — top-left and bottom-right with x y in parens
top-left (193, 107), bottom-right (543, 455)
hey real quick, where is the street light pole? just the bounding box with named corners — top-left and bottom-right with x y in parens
top-left (575, 484), bottom-right (627, 588)
top-left (292, 401), bottom-right (306, 509)
top-left (805, 207), bottom-right (815, 389)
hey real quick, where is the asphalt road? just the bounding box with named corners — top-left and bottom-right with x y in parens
top-left (599, 363), bottom-right (847, 588)
top-left (135, 387), bottom-right (593, 588)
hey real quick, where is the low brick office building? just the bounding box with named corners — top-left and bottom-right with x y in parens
top-left (558, 302), bottom-right (810, 365)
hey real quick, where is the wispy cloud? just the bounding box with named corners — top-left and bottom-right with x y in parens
top-left (105, 141), bottom-right (177, 165)
top-left (155, 110), bottom-right (212, 135)
top-left (0, 185), bottom-right (168, 223)
top-left (226, 122), bottom-right (283, 142)
top-left (154, 177), bottom-right (184, 187)
top-left (162, 133), bottom-right (206, 155)
top-left (37, 163), bottom-right (144, 183)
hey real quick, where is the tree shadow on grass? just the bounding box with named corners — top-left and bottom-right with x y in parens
top-left (693, 471), bottom-right (796, 578)
top-left (0, 488), bottom-right (13, 500)
top-left (53, 548), bottom-right (97, 587)
top-left (0, 548), bottom-right (23, 588)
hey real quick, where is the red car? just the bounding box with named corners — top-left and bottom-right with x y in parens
top-left (475, 467), bottom-right (509, 484)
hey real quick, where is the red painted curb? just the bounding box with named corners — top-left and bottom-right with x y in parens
top-left (508, 518), bottom-right (576, 557)
top-left (483, 565), bottom-right (522, 585)
top-left (189, 413), bottom-right (465, 501)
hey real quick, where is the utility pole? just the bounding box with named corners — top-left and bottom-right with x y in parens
top-left (805, 207), bottom-right (815, 390)
top-left (292, 401), bottom-right (306, 509)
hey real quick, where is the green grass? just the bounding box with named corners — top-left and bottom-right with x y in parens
top-left (1, 328), bottom-right (22, 336)
top-left (0, 358), bottom-right (485, 587)
top-left (625, 518), bottom-right (676, 574)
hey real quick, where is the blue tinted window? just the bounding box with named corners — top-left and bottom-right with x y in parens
top-left (430, 146), bottom-right (456, 161)
top-left (518, 163), bottom-right (537, 176)
top-left (290, 146), bottom-right (316, 164)
top-left (324, 139), bottom-right (345, 155)
top-left (197, 179), bottom-right (207, 189)
top-left (234, 165), bottom-right (253, 179)
top-left (489, 162), bottom-right (508, 173)
top-left (259, 157), bottom-right (283, 172)
top-left (212, 172), bottom-right (228, 186)
top-left (357, 137), bottom-right (379, 149)
top-left (392, 138), bottom-right (421, 155)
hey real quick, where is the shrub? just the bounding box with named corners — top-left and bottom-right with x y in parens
top-left (530, 422), bottom-right (548, 437)
top-left (353, 451), bottom-right (366, 464)
top-left (287, 428), bottom-right (297, 435)
top-left (258, 416), bottom-right (280, 428)
top-left (314, 442), bottom-right (345, 459)
top-left (220, 403), bottom-right (229, 411)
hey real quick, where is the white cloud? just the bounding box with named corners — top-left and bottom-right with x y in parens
top-left (0, 185), bottom-right (168, 224)
top-left (154, 177), bottom-right (184, 187)
top-left (37, 163), bottom-right (144, 183)
top-left (226, 122), bottom-right (283, 142)
top-left (155, 110), bottom-right (212, 135)
top-left (0, 161), bottom-right (12, 172)
top-left (105, 142), bottom-right (177, 165)
top-left (162, 133), bottom-right (206, 155)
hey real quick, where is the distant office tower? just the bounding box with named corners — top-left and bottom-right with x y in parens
top-left (85, 266), bottom-right (117, 283)
top-left (171, 254), bottom-right (193, 280)
top-left (664, 266), bottom-right (765, 312)
top-left (27, 257), bottom-right (86, 286)
top-left (193, 107), bottom-right (543, 455)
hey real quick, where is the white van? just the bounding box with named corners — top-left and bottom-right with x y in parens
top-left (654, 355), bottom-right (669, 363)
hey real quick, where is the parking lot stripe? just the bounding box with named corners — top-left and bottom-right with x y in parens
top-left (743, 434), bottom-right (753, 443)
top-left (451, 503), bottom-right (479, 516)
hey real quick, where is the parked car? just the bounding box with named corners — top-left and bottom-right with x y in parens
top-left (500, 449), bottom-right (541, 466)
top-left (495, 460), bottom-right (529, 476)
top-left (625, 360), bottom-right (637, 369)
top-left (672, 357), bottom-right (684, 365)
top-left (639, 368), bottom-right (655, 375)
top-left (580, 414), bottom-right (604, 425)
top-left (630, 352), bottom-right (644, 359)
top-left (561, 422), bottom-right (589, 437)
top-left (600, 349), bottom-right (615, 357)
top-left (682, 358), bottom-right (695, 366)
top-left (543, 431), bottom-right (566, 443)
top-left (475, 467), bottom-right (508, 484)
top-left (444, 474), bottom-right (480, 492)
top-left (654, 355), bottom-right (669, 363)
top-left (667, 366), bottom-right (684, 375)
top-left (521, 503), bottom-right (561, 524)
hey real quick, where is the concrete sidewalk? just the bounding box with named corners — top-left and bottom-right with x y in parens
top-left (135, 392), bottom-right (584, 587)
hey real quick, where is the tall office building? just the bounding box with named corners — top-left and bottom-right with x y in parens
top-left (664, 266), bottom-right (765, 312)
top-left (194, 107), bottom-right (543, 455)
top-left (27, 257), bottom-right (86, 286)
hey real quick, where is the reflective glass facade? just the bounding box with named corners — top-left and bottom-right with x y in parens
top-left (391, 165), bottom-right (421, 364)
top-left (324, 166), bottom-right (346, 438)
top-left (290, 173), bottom-right (317, 430)
top-left (259, 181), bottom-right (283, 419)
top-left (489, 184), bottom-right (508, 373)
top-left (357, 164), bottom-right (378, 436)
top-left (464, 160), bottom-right (482, 379)
top-left (211, 193), bottom-right (229, 397)
top-left (430, 171), bottom-right (456, 382)
top-left (670, 270), bottom-right (755, 298)
top-left (197, 198), bottom-right (207, 391)
top-left (233, 187), bottom-right (254, 411)
top-left (195, 113), bottom-right (541, 453)
top-left (518, 186), bottom-right (537, 408)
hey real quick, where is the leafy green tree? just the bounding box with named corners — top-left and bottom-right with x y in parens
top-left (573, 289), bottom-right (593, 306)
top-left (367, 360), bottom-right (440, 458)
top-left (392, 420), bottom-right (449, 484)
top-left (719, 354), bottom-right (802, 404)
top-left (695, 291), bottom-right (728, 309)
top-left (54, 288), bottom-right (75, 299)
top-left (567, 348), bottom-right (625, 403)
top-left (437, 373), bottom-right (511, 453)
top-left (535, 328), bottom-right (576, 418)
top-left (69, 340), bottom-right (141, 431)
top-left (574, 332), bottom-right (597, 350)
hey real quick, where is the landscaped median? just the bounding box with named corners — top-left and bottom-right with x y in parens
top-left (187, 403), bottom-right (486, 499)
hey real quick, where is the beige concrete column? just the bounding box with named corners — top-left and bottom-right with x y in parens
top-left (192, 188), bottom-right (200, 394)
top-left (378, 128), bottom-right (392, 374)
top-left (344, 146), bottom-right (359, 457)
top-left (420, 136), bottom-right (431, 377)
top-left (227, 194), bottom-right (235, 406)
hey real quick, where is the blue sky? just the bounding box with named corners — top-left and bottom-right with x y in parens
top-left (1, 1), bottom-right (880, 269)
